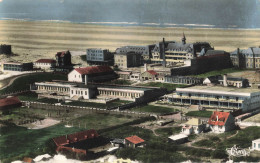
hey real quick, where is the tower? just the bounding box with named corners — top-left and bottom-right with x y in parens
top-left (182, 32), bottom-right (186, 45)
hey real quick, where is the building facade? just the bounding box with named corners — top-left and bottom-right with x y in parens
top-left (114, 52), bottom-right (142, 68)
top-left (252, 138), bottom-right (260, 151)
top-left (55, 50), bottom-right (72, 67)
top-left (230, 47), bottom-right (260, 69)
top-left (208, 111), bottom-right (235, 133)
top-left (0, 44), bottom-right (12, 54)
top-left (68, 66), bottom-right (117, 83)
top-left (34, 59), bottom-right (56, 70)
top-left (166, 85), bottom-right (260, 112)
top-left (86, 48), bottom-right (113, 66)
top-left (164, 76), bottom-right (203, 85)
top-left (2, 62), bottom-right (33, 72)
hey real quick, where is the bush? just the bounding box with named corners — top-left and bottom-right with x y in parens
top-left (210, 148), bottom-right (228, 159)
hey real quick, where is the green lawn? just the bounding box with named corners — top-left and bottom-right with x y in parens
top-left (155, 127), bottom-right (182, 138)
top-left (185, 110), bottom-right (213, 118)
top-left (0, 73), bottom-right (67, 94)
top-left (131, 105), bottom-right (176, 114)
top-left (103, 79), bottom-right (132, 85)
top-left (137, 82), bottom-right (186, 91)
top-left (64, 100), bottom-right (131, 109)
top-left (192, 68), bottom-right (245, 78)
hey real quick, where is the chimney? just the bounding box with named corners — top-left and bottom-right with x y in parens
top-left (162, 38), bottom-right (166, 67)
top-left (251, 47), bottom-right (256, 69)
top-left (144, 63), bottom-right (148, 72)
top-left (223, 74), bottom-right (228, 87)
top-left (216, 115), bottom-right (218, 121)
top-left (85, 75), bottom-right (88, 85)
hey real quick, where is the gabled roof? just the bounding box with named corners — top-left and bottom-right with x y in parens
top-left (0, 96), bottom-right (21, 108)
top-left (74, 66), bottom-right (113, 75)
top-left (125, 135), bottom-right (144, 144)
top-left (208, 111), bottom-right (231, 126)
top-left (56, 51), bottom-right (71, 57)
top-left (35, 59), bottom-right (56, 63)
top-left (146, 70), bottom-right (158, 75)
top-left (52, 129), bottom-right (98, 147)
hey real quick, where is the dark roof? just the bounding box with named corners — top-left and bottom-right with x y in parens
top-left (35, 59), bottom-right (56, 63)
top-left (125, 135), bottom-right (145, 144)
top-left (167, 42), bottom-right (193, 52)
top-left (56, 51), bottom-right (71, 57)
top-left (74, 66), bottom-right (113, 75)
top-left (0, 96), bottom-right (21, 108)
top-left (52, 129), bottom-right (99, 147)
top-left (204, 50), bottom-right (226, 56)
top-left (147, 70), bottom-right (158, 75)
top-left (165, 75), bottom-right (203, 80)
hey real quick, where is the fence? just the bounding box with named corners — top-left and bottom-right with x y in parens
top-left (22, 101), bottom-right (151, 118)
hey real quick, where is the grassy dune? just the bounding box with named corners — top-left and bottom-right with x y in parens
top-left (1, 20), bottom-right (260, 64)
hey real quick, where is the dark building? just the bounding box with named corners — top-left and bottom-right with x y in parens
top-left (151, 34), bottom-right (213, 66)
top-left (3, 62), bottom-right (33, 72)
top-left (0, 96), bottom-right (22, 110)
top-left (0, 44), bottom-right (12, 54)
top-left (56, 50), bottom-right (72, 67)
top-left (52, 129), bottom-right (107, 159)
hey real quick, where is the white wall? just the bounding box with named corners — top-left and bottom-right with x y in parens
top-left (34, 62), bottom-right (55, 70)
top-left (70, 87), bottom-right (90, 99)
top-left (68, 70), bottom-right (83, 82)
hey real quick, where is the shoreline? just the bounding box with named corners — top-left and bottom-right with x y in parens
top-left (1, 19), bottom-right (260, 31)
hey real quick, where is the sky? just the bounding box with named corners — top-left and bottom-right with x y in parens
top-left (0, 0), bottom-right (259, 28)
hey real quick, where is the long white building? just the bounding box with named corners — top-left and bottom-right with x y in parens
top-left (166, 85), bottom-right (260, 112)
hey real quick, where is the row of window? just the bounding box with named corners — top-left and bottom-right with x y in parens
top-left (71, 90), bottom-right (88, 95)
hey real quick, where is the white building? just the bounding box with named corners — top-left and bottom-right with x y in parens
top-left (86, 48), bottom-right (113, 65)
top-left (182, 118), bottom-right (206, 135)
top-left (208, 111), bottom-right (236, 133)
top-left (252, 138), bottom-right (260, 151)
top-left (34, 59), bottom-right (56, 70)
top-left (166, 85), bottom-right (260, 112)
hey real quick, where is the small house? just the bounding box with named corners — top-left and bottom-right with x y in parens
top-left (0, 96), bottom-right (22, 111)
top-left (140, 70), bottom-right (159, 81)
top-left (34, 59), bottom-right (56, 70)
top-left (124, 135), bottom-right (145, 148)
top-left (182, 118), bottom-right (206, 135)
top-left (110, 138), bottom-right (124, 147)
top-left (252, 138), bottom-right (260, 151)
top-left (208, 111), bottom-right (236, 133)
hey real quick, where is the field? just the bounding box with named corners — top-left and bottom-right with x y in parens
top-left (131, 105), bottom-right (176, 114)
top-left (1, 20), bottom-right (260, 65)
top-left (185, 110), bottom-right (213, 118)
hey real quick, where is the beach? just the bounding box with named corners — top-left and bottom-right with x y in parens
top-left (0, 20), bottom-right (260, 64)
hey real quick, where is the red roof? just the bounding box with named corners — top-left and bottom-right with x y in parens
top-left (208, 111), bottom-right (230, 126)
top-left (56, 51), bottom-right (70, 57)
top-left (53, 129), bottom-right (99, 147)
top-left (74, 66), bottom-right (113, 75)
top-left (35, 59), bottom-right (56, 63)
top-left (125, 135), bottom-right (145, 144)
top-left (147, 70), bottom-right (158, 75)
top-left (0, 96), bottom-right (21, 108)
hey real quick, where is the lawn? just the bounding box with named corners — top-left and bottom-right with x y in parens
top-left (131, 105), bottom-right (176, 114)
top-left (192, 68), bottom-right (245, 78)
top-left (0, 113), bottom-right (141, 163)
top-left (185, 110), bottom-right (213, 118)
top-left (103, 79), bottom-right (133, 85)
top-left (137, 82), bottom-right (186, 91)
top-left (18, 92), bottom-right (59, 104)
top-left (0, 73), bottom-right (67, 94)
top-left (64, 100), bottom-right (131, 109)
top-left (155, 127), bottom-right (182, 138)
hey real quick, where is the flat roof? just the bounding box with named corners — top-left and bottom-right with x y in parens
top-left (253, 138), bottom-right (260, 143)
top-left (176, 85), bottom-right (260, 94)
top-left (168, 134), bottom-right (188, 141)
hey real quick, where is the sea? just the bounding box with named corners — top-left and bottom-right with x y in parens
top-left (0, 0), bottom-right (259, 29)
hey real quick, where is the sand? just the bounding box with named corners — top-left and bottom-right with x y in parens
top-left (1, 20), bottom-right (260, 65)
top-left (24, 118), bottom-right (60, 129)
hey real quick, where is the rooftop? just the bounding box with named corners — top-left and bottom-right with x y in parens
top-left (74, 66), bottom-right (113, 75)
top-left (252, 138), bottom-right (260, 143)
top-left (168, 134), bottom-right (188, 141)
top-left (35, 59), bottom-right (56, 63)
top-left (208, 111), bottom-right (231, 126)
top-left (0, 96), bottom-right (21, 108)
top-left (176, 85), bottom-right (260, 94)
top-left (125, 135), bottom-right (145, 144)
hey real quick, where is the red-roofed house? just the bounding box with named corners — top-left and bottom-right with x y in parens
top-left (140, 70), bottom-right (164, 81)
top-left (68, 66), bottom-right (117, 83)
top-left (0, 96), bottom-right (22, 110)
top-left (55, 50), bottom-right (71, 67)
top-left (208, 111), bottom-right (235, 133)
top-left (52, 129), bottom-right (99, 156)
top-left (34, 59), bottom-right (56, 70)
top-left (124, 135), bottom-right (145, 148)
